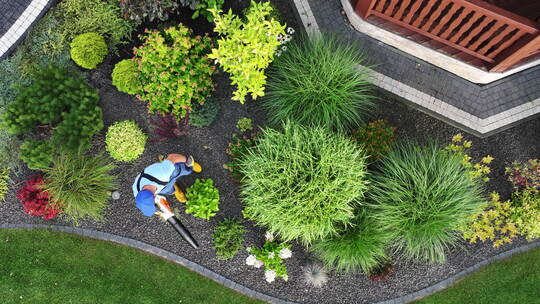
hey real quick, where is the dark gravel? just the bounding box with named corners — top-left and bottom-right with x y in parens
top-left (1, 0), bottom-right (540, 303)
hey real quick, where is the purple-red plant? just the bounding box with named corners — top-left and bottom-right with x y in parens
top-left (506, 159), bottom-right (540, 190)
top-left (17, 175), bottom-right (60, 220)
top-left (149, 113), bottom-right (190, 142)
top-left (368, 262), bottom-right (395, 282)
top-left (351, 120), bottom-right (396, 160)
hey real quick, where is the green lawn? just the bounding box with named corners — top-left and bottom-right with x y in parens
top-left (0, 229), bottom-right (264, 304)
top-left (415, 246), bottom-right (540, 304)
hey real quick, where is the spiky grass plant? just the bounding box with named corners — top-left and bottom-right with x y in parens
top-left (239, 121), bottom-right (369, 245)
top-left (368, 142), bottom-right (485, 263)
top-left (264, 34), bottom-right (374, 133)
top-left (311, 210), bottom-right (388, 274)
top-left (302, 263), bottom-right (328, 288)
top-left (40, 152), bottom-right (117, 224)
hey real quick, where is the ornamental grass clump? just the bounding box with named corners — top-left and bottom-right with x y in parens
top-left (212, 218), bottom-right (246, 260)
top-left (105, 120), bottom-right (147, 162)
top-left (239, 122), bottom-right (369, 245)
top-left (264, 34), bottom-right (374, 133)
top-left (40, 152), bottom-right (117, 224)
top-left (368, 142), bottom-right (484, 263)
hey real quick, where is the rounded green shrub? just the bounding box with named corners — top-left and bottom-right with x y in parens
top-left (185, 178), bottom-right (220, 220)
top-left (105, 120), bottom-right (147, 162)
top-left (239, 122), bottom-right (369, 245)
top-left (190, 98), bottom-right (220, 127)
top-left (368, 142), bottom-right (485, 263)
top-left (212, 218), bottom-right (246, 260)
top-left (19, 141), bottom-right (54, 171)
top-left (112, 59), bottom-right (140, 94)
top-left (264, 34), bottom-right (374, 133)
top-left (311, 210), bottom-right (388, 274)
top-left (70, 32), bottom-right (108, 69)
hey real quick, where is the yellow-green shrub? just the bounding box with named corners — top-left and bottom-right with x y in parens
top-left (105, 121), bottom-right (147, 162)
top-left (112, 59), bottom-right (140, 94)
top-left (445, 133), bottom-right (493, 182)
top-left (70, 32), bottom-right (108, 69)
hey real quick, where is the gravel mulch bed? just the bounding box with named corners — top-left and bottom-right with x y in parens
top-left (1, 1), bottom-right (539, 303)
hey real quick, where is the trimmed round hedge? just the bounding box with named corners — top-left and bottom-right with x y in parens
top-left (368, 142), bottom-right (485, 263)
top-left (112, 59), bottom-right (140, 94)
top-left (105, 120), bottom-right (147, 162)
top-left (70, 32), bottom-right (108, 69)
top-left (238, 122), bottom-right (369, 245)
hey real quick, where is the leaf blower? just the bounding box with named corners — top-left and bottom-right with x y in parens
top-left (154, 195), bottom-right (199, 249)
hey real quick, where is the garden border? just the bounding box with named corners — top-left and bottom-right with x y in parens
top-left (2, 223), bottom-right (540, 304)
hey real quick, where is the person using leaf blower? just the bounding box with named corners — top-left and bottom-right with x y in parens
top-left (132, 153), bottom-right (202, 249)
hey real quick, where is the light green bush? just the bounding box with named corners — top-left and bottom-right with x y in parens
top-left (112, 59), bottom-right (140, 94)
top-left (70, 33), bottom-right (108, 69)
top-left (185, 178), bottom-right (220, 220)
top-left (105, 121), bottom-right (147, 162)
top-left (212, 218), bottom-right (246, 260)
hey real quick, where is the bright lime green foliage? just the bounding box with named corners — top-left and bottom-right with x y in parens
top-left (239, 122), bottom-right (369, 245)
top-left (236, 117), bottom-right (253, 132)
top-left (212, 218), bottom-right (246, 260)
top-left (134, 26), bottom-right (215, 118)
top-left (368, 142), bottom-right (485, 263)
top-left (193, 0), bottom-right (224, 22)
top-left (311, 210), bottom-right (389, 274)
top-left (0, 167), bottom-right (9, 202)
top-left (415, 246), bottom-right (540, 304)
top-left (105, 120), bottom-right (147, 162)
top-left (70, 33), bottom-right (108, 69)
top-left (41, 152), bottom-right (117, 224)
top-left (111, 59), bottom-right (140, 94)
top-left (0, 229), bottom-right (264, 304)
top-left (19, 140), bottom-right (54, 171)
top-left (185, 178), bottom-right (220, 219)
top-left (209, 1), bottom-right (286, 103)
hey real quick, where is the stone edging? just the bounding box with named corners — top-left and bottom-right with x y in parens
top-left (0, 223), bottom-right (296, 304)
top-left (292, 0), bottom-right (540, 137)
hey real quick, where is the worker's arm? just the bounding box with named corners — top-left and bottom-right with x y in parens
top-left (165, 154), bottom-right (187, 164)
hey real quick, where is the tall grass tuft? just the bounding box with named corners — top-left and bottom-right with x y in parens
top-left (264, 34), bottom-right (374, 133)
top-left (368, 142), bottom-right (485, 263)
top-left (239, 121), bottom-right (369, 245)
top-left (41, 152), bottom-right (117, 224)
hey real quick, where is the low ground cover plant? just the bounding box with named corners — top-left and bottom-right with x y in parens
top-left (70, 32), bottom-right (108, 69)
top-left (224, 132), bottom-right (260, 181)
top-left (0, 130), bottom-right (21, 175)
top-left (239, 122), bottom-right (369, 245)
top-left (264, 34), bottom-right (374, 133)
top-left (311, 210), bottom-right (388, 274)
top-left (185, 178), bottom-right (220, 220)
top-left (212, 218), bottom-right (246, 260)
top-left (40, 152), bottom-right (117, 224)
top-left (149, 114), bottom-right (189, 142)
top-left (17, 175), bottom-right (60, 220)
top-left (112, 59), bottom-right (140, 94)
top-left (246, 232), bottom-right (292, 283)
top-left (105, 120), bottom-right (147, 162)
top-left (368, 142), bottom-right (484, 263)
top-left (0, 167), bottom-right (9, 202)
top-left (351, 120), bottom-right (396, 161)
top-left (119, 0), bottom-right (181, 22)
top-left (190, 98), bottom-right (220, 127)
top-left (236, 117), bottom-right (253, 133)
top-left (1, 66), bottom-right (103, 170)
top-left (506, 159), bottom-right (539, 190)
top-left (209, 1), bottom-right (287, 103)
top-left (134, 25), bottom-right (215, 118)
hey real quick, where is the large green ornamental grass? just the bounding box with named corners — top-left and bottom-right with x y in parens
top-left (239, 122), bottom-right (369, 245)
top-left (368, 142), bottom-right (485, 263)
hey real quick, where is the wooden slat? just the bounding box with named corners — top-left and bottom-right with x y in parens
top-left (449, 10), bottom-right (483, 43)
top-left (395, 0), bottom-right (412, 20)
top-left (477, 25), bottom-right (514, 56)
top-left (469, 20), bottom-right (503, 51)
top-left (466, 0), bottom-right (539, 33)
top-left (385, 0), bottom-right (399, 16)
top-left (458, 16), bottom-right (492, 47)
top-left (488, 30), bottom-right (525, 57)
top-left (375, 0), bottom-right (386, 12)
top-left (429, 2), bottom-right (462, 34)
top-left (490, 35), bottom-right (540, 72)
top-left (355, 0), bottom-right (379, 19)
top-left (440, 7), bottom-right (473, 39)
top-left (412, 0), bottom-right (437, 27)
top-left (419, 0), bottom-right (448, 31)
top-left (403, 0), bottom-right (425, 24)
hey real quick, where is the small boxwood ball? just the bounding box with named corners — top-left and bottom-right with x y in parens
top-left (70, 32), bottom-right (108, 69)
top-left (105, 120), bottom-right (147, 162)
top-left (112, 59), bottom-right (140, 94)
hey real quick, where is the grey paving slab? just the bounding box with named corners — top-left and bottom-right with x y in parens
top-left (0, 0), bottom-right (32, 37)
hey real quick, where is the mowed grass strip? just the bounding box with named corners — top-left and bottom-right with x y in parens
top-left (0, 229), bottom-right (264, 304)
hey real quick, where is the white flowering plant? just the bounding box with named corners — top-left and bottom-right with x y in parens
top-left (245, 233), bottom-right (292, 283)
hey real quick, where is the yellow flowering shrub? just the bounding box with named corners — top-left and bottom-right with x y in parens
top-left (445, 133), bottom-right (493, 182)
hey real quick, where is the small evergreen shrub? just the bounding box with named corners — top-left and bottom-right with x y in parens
top-left (0, 130), bottom-right (22, 175)
top-left (264, 34), bottom-right (374, 133)
top-left (311, 210), bottom-right (388, 274)
top-left (368, 142), bottom-right (485, 263)
top-left (105, 120), bottom-right (147, 162)
top-left (209, 1), bottom-right (287, 103)
top-left (17, 175), bottom-right (60, 220)
top-left (185, 178), bottom-right (220, 220)
top-left (112, 59), bottom-right (140, 94)
top-left (134, 26), bottom-right (215, 118)
top-left (239, 122), bottom-right (369, 245)
top-left (351, 120), bottom-right (396, 160)
top-left (212, 218), bottom-right (246, 260)
top-left (40, 152), bottom-right (117, 224)
top-left (0, 167), bottom-right (9, 202)
top-left (19, 141), bottom-right (54, 171)
top-left (70, 33), bottom-right (108, 69)
top-left (236, 117), bottom-right (253, 133)
top-left (190, 98), bottom-right (220, 127)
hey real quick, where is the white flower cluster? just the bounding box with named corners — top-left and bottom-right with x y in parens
top-left (279, 248), bottom-right (292, 259)
top-left (275, 27), bottom-right (295, 57)
top-left (245, 254), bottom-right (264, 269)
top-left (264, 269), bottom-right (276, 283)
top-left (265, 231), bottom-right (274, 241)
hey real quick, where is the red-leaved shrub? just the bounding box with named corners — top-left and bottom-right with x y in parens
top-left (17, 175), bottom-right (60, 220)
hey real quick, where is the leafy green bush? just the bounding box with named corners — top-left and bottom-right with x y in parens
top-left (264, 34), bottom-right (374, 133)
top-left (0, 167), bottom-right (9, 202)
top-left (2, 66), bottom-right (103, 169)
top-left (236, 117), bottom-right (253, 133)
top-left (193, 0), bottom-right (224, 22)
top-left (239, 122), bottom-right (369, 245)
top-left (246, 234), bottom-right (292, 283)
top-left (224, 132), bottom-right (260, 181)
top-left (70, 33), bottom-right (108, 69)
top-left (190, 98), bottom-right (220, 127)
top-left (134, 26), bottom-right (215, 118)
top-left (56, 0), bottom-right (135, 52)
top-left (351, 120), bottom-right (396, 161)
top-left (311, 210), bottom-right (388, 274)
top-left (209, 1), bottom-right (286, 103)
top-left (105, 120), bottom-right (147, 162)
top-left (119, 0), bottom-right (180, 22)
top-left (212, 218), bottom-right (246, 260)
top-left (368, 142), bottom-right (484, 263)
top-left (40, 152), bottom-right (117, 224)
top-left (112, 59), bottom-right (140, 94)
top-left (185, 178), bottom-right (220, 220)
top-left (19, 141), bottom-right (54, 171)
